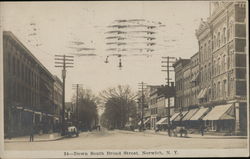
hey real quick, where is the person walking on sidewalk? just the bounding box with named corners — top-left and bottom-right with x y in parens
top-left (30, 124), bottom-right (35, 142)
top-left (200, 120), bottom-right (205, 136)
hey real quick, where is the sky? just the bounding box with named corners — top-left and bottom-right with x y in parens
top-left (0, 1), bottom-right (209, 102)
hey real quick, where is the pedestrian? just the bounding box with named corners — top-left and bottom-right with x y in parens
top-left (30, 125), bottom-right (35, 142)
top-left (200, 121), bottom-right (205, 136)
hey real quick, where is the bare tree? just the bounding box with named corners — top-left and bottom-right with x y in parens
top-left (99, 85), bottom-right (137, 130)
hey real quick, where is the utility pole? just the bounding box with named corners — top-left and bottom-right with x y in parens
top-left (72, 84), bottom-right (83, 127)
top-left (138, 82), bottom-right (147, 131)
top-left (161, 56), bottom-right (176, 137)
top-left (55, 55), bottom-right (74, 136)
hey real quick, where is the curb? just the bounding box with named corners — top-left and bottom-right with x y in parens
top-left (143, 131), bottom-right (247, 139)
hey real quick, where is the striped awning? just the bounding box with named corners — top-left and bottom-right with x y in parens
top-left (203, 104), bottom-right (234, 120)
top-left (190, 107), bottom-right (210, 120)
top-left (23, 109), bottom-right (33, 113)
top-left (156, 117), bottom-right (168, 125)
top-left (170, 113), bottom-right (180, 121)
top-left (174, 111), bottom-right (189, 121)
top-left (182, 109), bottom-right (199, 121)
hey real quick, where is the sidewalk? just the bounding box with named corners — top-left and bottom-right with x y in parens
top-left (143, 130), bottom-right (247, 139)
top-left (4, 133), bottom-right (64, 143)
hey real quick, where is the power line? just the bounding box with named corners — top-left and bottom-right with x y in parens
top-left (54, 54), bottom-right (74, 136)
top-left (138, 81), bottom-right (147, 131)
top-left (161, 56), bottom-right (176, 137)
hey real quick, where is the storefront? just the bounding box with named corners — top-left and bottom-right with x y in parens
top-left (202, 104), bottom-right (235, 133)
top-left (155, 117), bottom-right (168, 130)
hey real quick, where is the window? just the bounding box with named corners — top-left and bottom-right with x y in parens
top-left (200, 46), bottom-right (203, 62)
top-left (213, 83), bottom-right (216, 99)
top-left (213, 35), bottom-right (216, 49)
top-left (223, 55), bottom-right (226, 71)
top-left (229, 21), bottom-right (233, 39)
top-left (217, 32), bottom-right (221, 47)
top-left (218, 58), bottom-right (221, 74)
top-left (204, 43), bottom-right (207, 60)
top-left (223, 80), bottom-right (227, 97)
top-left (208, 40), bottom-right (211, 55)
top-left (12, 57), bottom-right (16, 75)
top-left (217, 82), bottom-right (221, 97)
top-left (223, 27), bottom-right (227, 43)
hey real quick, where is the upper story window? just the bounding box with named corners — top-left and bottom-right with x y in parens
top-left (217, 32), bottom-right (221, 47)
top-left (208, 40), bottom-right (211, 55)
top-left (218, 57), bottom-right (221, 74)
top-left (223, 27), bottom-right (227, 44)
top-left (204, 43), bottom-right (207, 60)
top-left (213, 35), bottom-right (216, 50)
top-left (228, 21), bottom-right (234, 40)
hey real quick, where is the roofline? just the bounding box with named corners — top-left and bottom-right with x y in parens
top-left (3, 31), bottom-right (54, 80)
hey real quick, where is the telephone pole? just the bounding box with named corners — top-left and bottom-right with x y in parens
top-left (55, 55), bottom-right (74, 136)
top-left (161, 56), bottom-right (176, 136)
top-left (72, 84), bottom-right (83, 125)
top-left (138, 81), bottom-right (147, 131)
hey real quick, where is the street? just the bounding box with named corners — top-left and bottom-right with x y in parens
top-left (5, 130), bottom-right (247, 150)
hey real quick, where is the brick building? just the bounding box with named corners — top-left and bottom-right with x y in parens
top-left (3, 31), bottom-right (61, 137)
top-left (172, 1), bottom-right (247, 135)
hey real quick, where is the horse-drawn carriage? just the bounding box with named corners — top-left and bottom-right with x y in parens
top-left (172, 126), bottom-right (188, 137)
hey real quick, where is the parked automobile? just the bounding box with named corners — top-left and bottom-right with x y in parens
top-left (65, 122), bottom-right (79, 137)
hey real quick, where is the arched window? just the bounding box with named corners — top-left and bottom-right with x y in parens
top-left (217, 81), bottom-right (221, 97)
top-left (218, 57), bottom-right (221, 74)
top-left (208, 40), bottom-right (211, 55)
top-left (204, 43), bottom-right (207, 60)
top-left (213, 35), bottom-right (216, 49)
top-left (228, 21), bottom-right (233, 39)
top-left (223, 27), bottom-right (226, 43)
top-left (217, 32), bottom-right (220, 47)
top-left (214, 83), bottom-right (216, 99)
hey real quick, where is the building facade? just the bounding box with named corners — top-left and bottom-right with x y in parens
top-left (173, 1), bottom-right (247, 135)
top-left (3, 31), bottom-right (60, 137)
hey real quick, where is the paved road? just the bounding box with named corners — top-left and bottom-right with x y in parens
top-left (4, 129), bottom-right (247, 150)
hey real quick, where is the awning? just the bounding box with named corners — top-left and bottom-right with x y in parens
top-left (156, 117), bottom-right (168, 125)
top-left (170, 113), bottom-right (180, 121)
top-left (197, 89), bottom-right (204, 99)
top-left (16, 106), bottom-right (23, 110)
top-left (23, 109), bottom-right (33, 113)
top-left (191, 73), bottom-right (199, 82)
top-left (203, 104), bottom-right (234, 120)
top-left (190, 107), bottom-right (209, 120)
top-left (54, 117), bottom-right (59, 121)
top-left (201, 88), bottom-right (207, 98)
top-left (174, 111), bottom-right (189, 121)
top-left (47, 114), bottom-right (53, 117)
top-left (198, 88), bottom-right (208, 99)
top-left (182, 109), bottom-right (199, 121)
top-left (34, 111), bottom-right (42, 115)
top-left (144, 118), bottom-right (150, 124)
top-left (138, 118), bottom-right (150, 125)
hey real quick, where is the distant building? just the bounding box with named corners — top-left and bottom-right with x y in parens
top-left (3, 31), bottom-right (56, 137)
top-left (139, 85), bottom-right (175, 130)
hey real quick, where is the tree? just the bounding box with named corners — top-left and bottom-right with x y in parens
top-left (71, 88), bottom-right (99, 130)
top-left (100, 85), bottom-right (137, 129)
